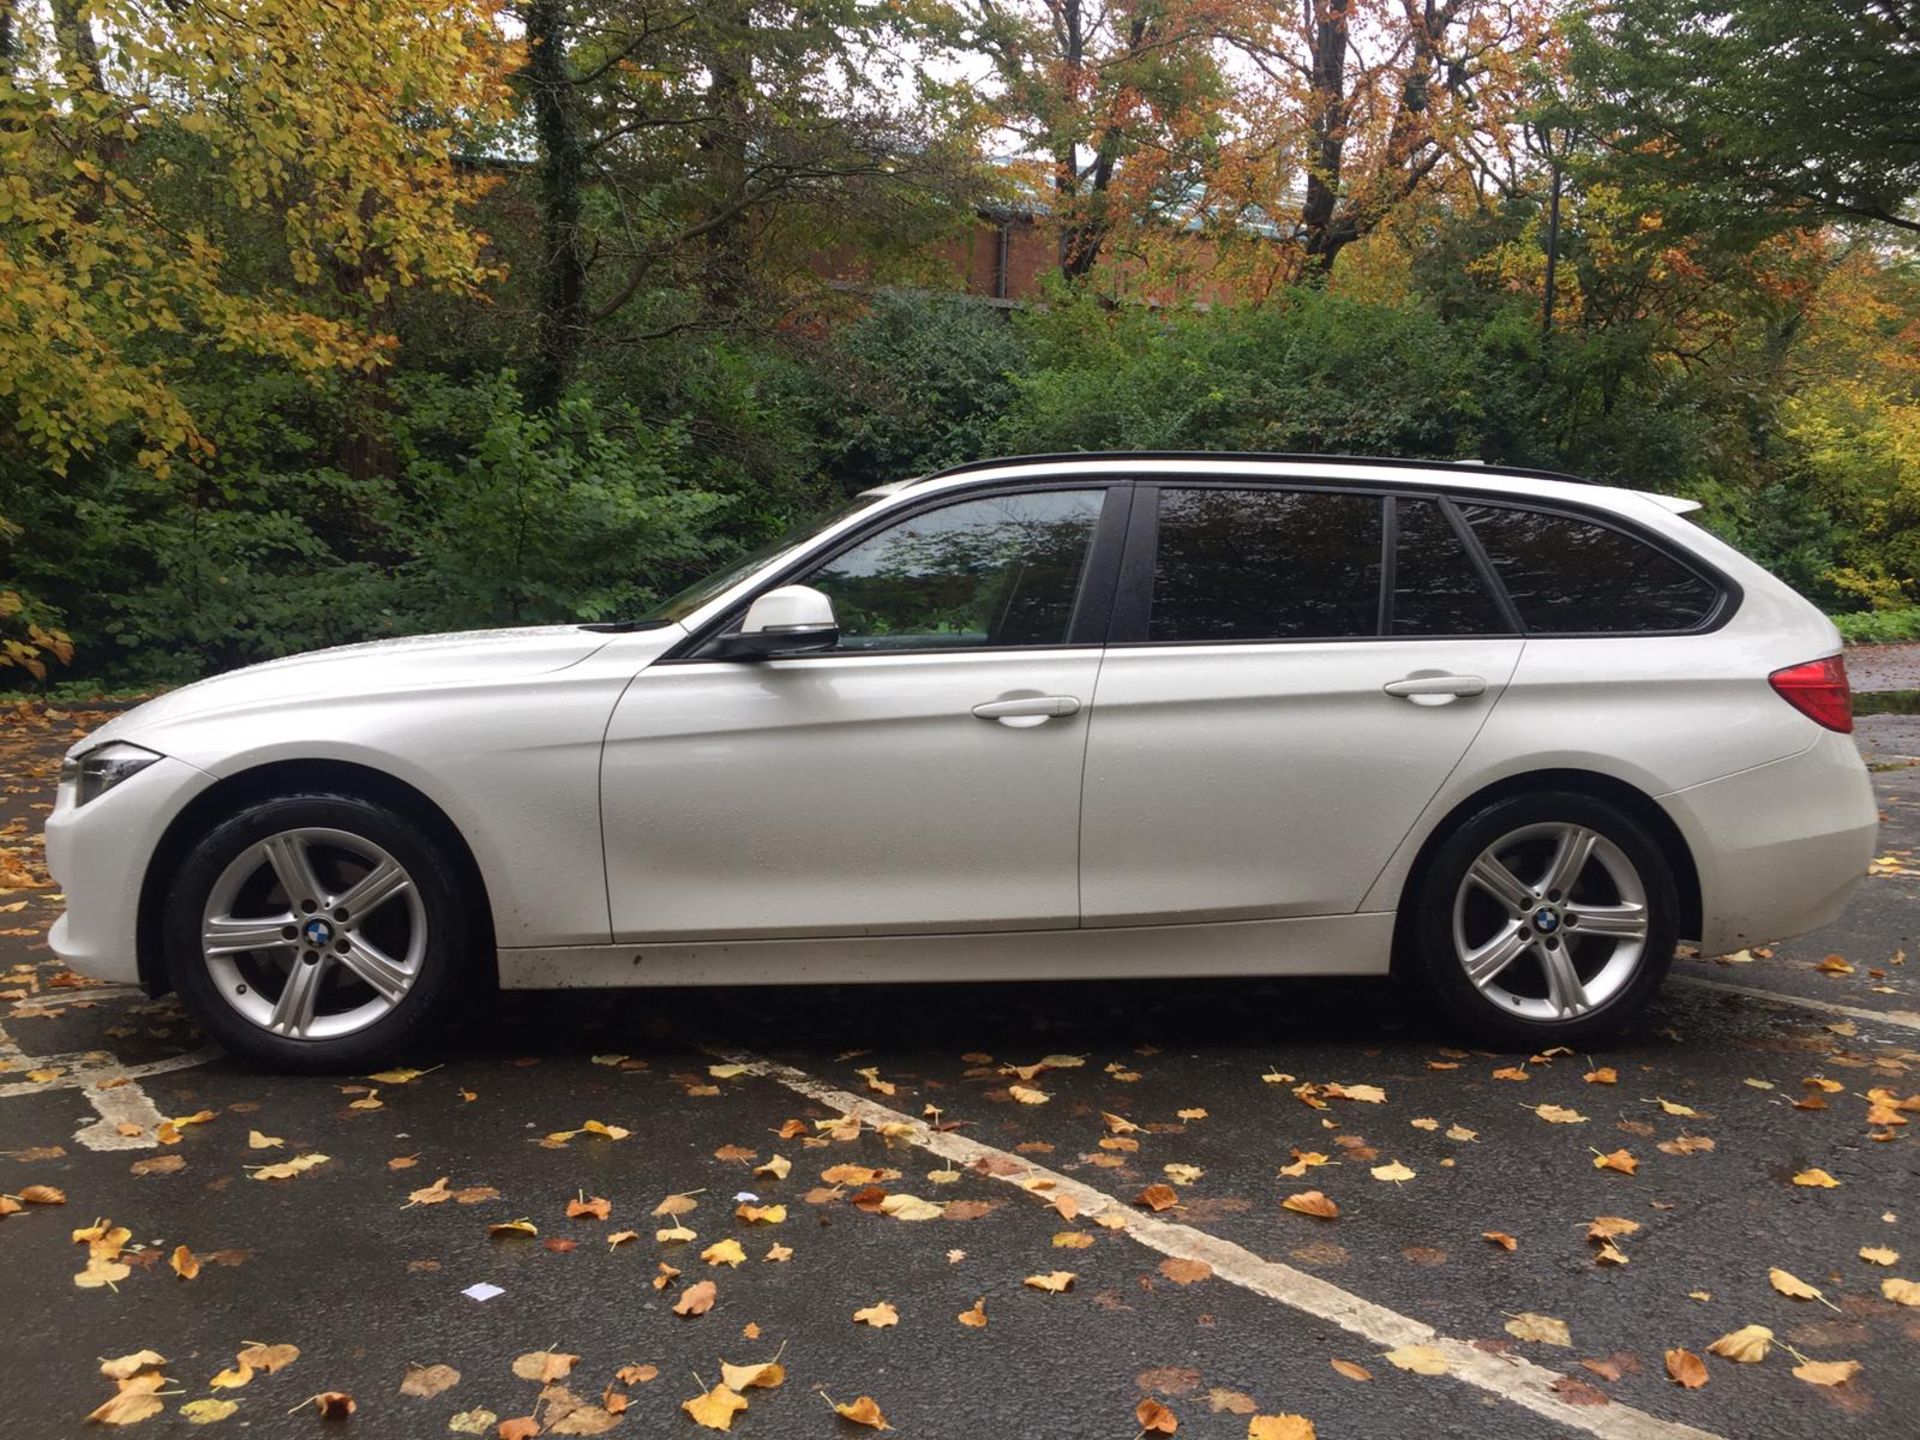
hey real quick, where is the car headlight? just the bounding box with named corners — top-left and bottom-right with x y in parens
top-left (59, 742), bottom-right (163, 808)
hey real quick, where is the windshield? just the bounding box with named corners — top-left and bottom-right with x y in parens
top-left (637, 496), bottom-right (885, 624)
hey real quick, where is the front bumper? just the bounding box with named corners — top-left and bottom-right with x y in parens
top-left (44, 753), bottom-right (216, 986)
top-left (1662, 729), bottom-right (1879, 954)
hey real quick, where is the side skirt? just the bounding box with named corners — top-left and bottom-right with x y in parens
top-left (497, 912), bottom-right (1397, 989)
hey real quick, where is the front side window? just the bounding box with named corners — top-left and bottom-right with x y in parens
top-left (1148, 488), bottom-right (1383, 642)
top-left (1461, 503), bottom-right (1719, 634)
top-left (803, 489), bottom-right (1106, 650)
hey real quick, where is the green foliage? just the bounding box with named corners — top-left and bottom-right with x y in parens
top-left (1832, 607), bottom-right (1920, 646)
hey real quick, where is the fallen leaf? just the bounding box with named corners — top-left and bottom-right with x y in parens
top-left (1053, 1231), bottom-right (1094, 1249)
top-left (169, 1244), bottom-right (198, 1280)
top-left (399, 1363), bottom-right (460, 1398)
top-left (1505, 1313), bottom-right (1572, 1347)
top-left (1136, 1397), bottom-right (1178, 1433)
top-left (1585, 1067), bottom-right (1618, 1085)
top-left (1023, 1271), bottom-right (1076, 1293)
top-left (682, 1383), bottom-right (748, 1430)
top-left (653, 1192), bottom-right (700, 1217)
top-left (1858, 1246), bottom-right (1898, 1266)
top-left (235, 1342), bottom-right (297, 1374)
top-left (753, 1155), bottom-right (791, 1181)
top-left (1158, 1257), bottom-right (1212, 1285)
top-left (1592, 1149), bottom-right (1638, 1175)
top-left (673, 1280), bottom-right (717, 1316)
top-left (87, 1374), bottom-right (166, 1426)
top-left (1282, 1191), bottom-right (1339, 1220)
top-left (1329, 1359), bottom-right (1371, 1383)
top-left (366, 1067), bottom-right (428, 1084)
top-left (1492, 1066), bottom-right (1530, 1082)
top-left (1706, 1325), bottom-right (1773, 1363)
top-left (764, 1242), bottom-right (793, 1262)
top-left (1768, 1268), bottom-right (1830, 1304)
top-left (249, 1152), bottom-right (328, 1181)
top-left (853, 1301), bottom-right (899, 1327)
top-left (100, 1352), bottom-right (166, 1382)
top-left (447, 1409), bottom-right (498, 1434)
top-left (719, 1358), bottom-right (784, 1392)
top-left (567, 1195), bottom-right (611, 1221)
top-left (1792, 1359), bottom-right (1862, 1387)
top-left (1383, 1345), bottom-right (1448, 1375)
top-left (1535, 1105), bottom-right (1588, 1124)
top-left (1163, 1163), bottom-right (1204, 1185)
top-left (831, 1395), bottom-right (890, 1429)
top-left (615, 1365), bottom-right (657, 1385)
top-left (1136, 1183), bottom-right (1179, 1212)
top-left (1370, 1161), bottom-right (1415, 1183)
top-left (247, 1131), bottom-right (283, 1150)
top-left (1665, 1349), bottom-right (1708, 1388)
top-left (488, 1218), bottom-right (538, 1239)
top-left (1883, 1277), bottom-right (1920, 1306)
top-left (18, 1184), bottom-right (66, 1205)
top-left (1247, 1416), bottom-right (1315, 1439)
top-left (1008, 1085), bottom-right (1050, 1105)
top-left (958, 1298), bottom-right (987, 1327)
top-left (511, 1351), bottom-right (578, 1383)
top-left (179, 1398), bottom-right (237, 1424)
top-left (303, 1392), bottom-right (355, 1419)
top-left (875, 1194), bottom-right (940, 1222)
top-left (129, 1154), bottom-right (185, 1177)
top-left (1483, 1231), bottom-right (1517, 1251)
top-left (1792, 1168), bottom-right (1841, 1188)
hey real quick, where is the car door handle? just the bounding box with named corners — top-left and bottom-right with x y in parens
top-left (972, 695), bottom-right (1082, 725)
top-left (1383, 673), bottom-right (1487, 699)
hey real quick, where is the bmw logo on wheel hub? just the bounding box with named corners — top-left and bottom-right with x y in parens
top-left (303, 917), bottom-right (335, 948)
top-left (1531, 906), bottom-right (1561, 936)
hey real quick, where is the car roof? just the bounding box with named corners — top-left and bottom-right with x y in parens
top-left (862, 452), bottom-right (1701, 516)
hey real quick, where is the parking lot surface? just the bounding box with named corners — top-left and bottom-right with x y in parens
top-left (3, 701), bottom-right (1916, 1437)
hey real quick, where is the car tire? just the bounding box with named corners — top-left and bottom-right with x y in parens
top-left (163, 791), bottom-right (470, 1072)
top-left (1405, 790), bottom-right (1678, 1050)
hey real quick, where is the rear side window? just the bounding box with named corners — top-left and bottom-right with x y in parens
top-left (1461, 503), bottom-right (1719, 634)
top-left (1149, 488), bottom-right (1382, 642)
top-left (1391, 499), bottom-right (1510, 635)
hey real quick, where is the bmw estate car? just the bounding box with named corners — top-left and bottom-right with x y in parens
top-left (47, 453), bottom-right (1878, 1068)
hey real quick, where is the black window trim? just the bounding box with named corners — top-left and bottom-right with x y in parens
top-left (660, 478), bottom-right (1135, 663)
top-left (1101, 475), bottom-right (1739, 648)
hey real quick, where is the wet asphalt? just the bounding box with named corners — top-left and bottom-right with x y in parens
top-left (2, 708), bottom-right (1916, 1439)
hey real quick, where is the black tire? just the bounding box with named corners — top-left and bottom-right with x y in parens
top-left (1404, 790), bottom-right (1677, 1050)
top-left (163, 791), bottom-right (470, 1072)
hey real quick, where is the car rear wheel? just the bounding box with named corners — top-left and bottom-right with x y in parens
top-left (163, 792), bottom-right (469, 1071)
top-left (1406, 791), bottom-right (1677, 1049)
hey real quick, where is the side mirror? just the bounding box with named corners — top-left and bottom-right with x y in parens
top-left (720, 584), bottom-right (840, 659)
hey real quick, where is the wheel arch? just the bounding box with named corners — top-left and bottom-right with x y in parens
top-left (136, 759), bottom-right (496, 995)
top-left (1388, 768), bottom-right (1703, 972)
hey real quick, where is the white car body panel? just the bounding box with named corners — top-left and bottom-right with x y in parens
top-left (44, 454), bottom-right (1879, 1003)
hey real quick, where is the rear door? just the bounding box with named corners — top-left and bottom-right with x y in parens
top-left (1079, 484), bottom-right (1524, 925)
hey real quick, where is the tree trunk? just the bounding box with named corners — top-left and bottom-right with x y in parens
top-left (524, 0), bottom-right (587, 412)
top-left (698, 1), bottom-right (752, 312)
top-left (1299, 0), bottom-right (1354, 273)
top-left (49, 0), bottom-right (105, 91)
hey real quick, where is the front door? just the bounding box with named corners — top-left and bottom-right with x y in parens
top-left (1080, 485), bottom-right (1524, 925)
top-left (601, 485), bottom-right (1119, 941)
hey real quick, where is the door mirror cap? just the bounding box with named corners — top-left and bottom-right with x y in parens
top-left (723, 584), bottom-right (840, 658)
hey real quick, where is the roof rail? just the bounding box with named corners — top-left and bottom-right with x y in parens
top-left (917, 450), bottom-right (1596, 488)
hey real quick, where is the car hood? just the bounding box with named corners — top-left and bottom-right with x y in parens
top-left (78, 625), bottom-right (621, 754)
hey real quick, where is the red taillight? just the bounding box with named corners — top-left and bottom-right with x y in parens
top-left (1769, 654), bottom-right (1853, 733)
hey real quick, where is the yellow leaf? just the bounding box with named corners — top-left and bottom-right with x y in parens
top-left (399, 1363), bottom-right (460, 1397)
top-left (348, 1090), bottom-right (383, 1111)
top-left (708, 1063), bottom-right (749, 1079)
top-left (736, 1203), bottom-right (787, 1224)
top-left (1163, 1164), bottom-right (1204, 1185)
top-left (718, 1359), bottom-right (784, 1391)
top-left (249, 1152), bottom-right (328, 1181)
top-left (1592, 1148), bottom-right (1638, 1175)
top-left (448, 1410), bottom-right (498, 1434)
top-left (511, 1351), bottom-right (578, 1383)
top-left (653, 1191), bottom-right (700, 1217)
top-left (209, 1363), bottom-right (254, 1390)
top-left (1382, 1345), bottom-right (1448, 1375)
top-left (753, 1155), bottom-right (791, 1180)
top-left (1248, 1417), bottom-right (1316, 1440)
top-left (1792, 1168), bottom-right (1841, 1188)
top-left (1859, 1246), bottom-right (1898, 1266)
top-left (180, 1398), bottom-right (238, 1424)
top-left (1008, 1084), bottom-right (1050, 1105)
top-left (1278, 1151), bottom-right (1330, 1177)
top-left (875, 1194), bottom-right (941, 1222)
top-left (1370, 1161), bottom-right (1415, 1183)
top-left (1883, 1277), bottom-right (1920, 1306)
top-left (365, 1067), bottom-right (431, 1084)
top-left (1534, 1104), bottom-right (1587, 1124)
top-left (1325, 1083), bottom-right (1386, 1103)
top-left (656, 1222), bottom-right (697, 1243)
top-left (853, 1301), bottom-right (899, 1326)
top-left (1329, 1359), bottom-right (1371, 1382)
top-left (1053, 1231), bottom-right (1094, 1249)
top-left (246, 1131), bottom-right (283, 1149)
top-left (1653, 1097), bottom-right (1699, 1116)
top-left (681, 1384), bottom-right (748, 1430)
top-left (831, 1395), bottom-right (890, 1429)
top-left (1177, 1108), bottom-right (1208, 1120)
top-left (1706, 1324), bottom-right (1773, 1363)
top-left (86, 1373), bottom-right (166, 1426)
top-left (1792, 1359), bottom-right (1861, 1387)
top-left (567, 1195), bottom-right (612, 1221)
top-left (1767, 1267), bottom-right (1829, 1303)
top-left (169, 1244), bottom-right (199, 1280)
top-left (100, 1352), bottom-right (166, 1382)
top-left (958, 1298), bottom-right (987, 1327)
top-left (764, 1242), bottom-right (793, 1262)
top-left (673, 1280), bottom-right (718, 1316)
top-left (1584, 1067), bottom-right (1618, 1085)
top-left (1023, 1271), bottom-right (1076, 1293)
top-left (488, 1218), bottom-right (538, 1238)
top-left (701, 1239), bottom-right (747, 1267)
top-left (580, 1119), bottom-right (629, 1140)
top-left (1504, 1312), bottom-right (1571, 1346)
top-left (235, 1343), bottom-right (298, 1374)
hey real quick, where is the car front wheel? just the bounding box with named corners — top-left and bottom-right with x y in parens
top-left (163, 792), bottom-right (470, 1071)
top-left (1407, 791), bottom-right (1678, 1049)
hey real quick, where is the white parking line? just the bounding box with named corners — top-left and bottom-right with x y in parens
top-left (707, 1044), bottom-right (1724, 1440)
top-left (0, 999), bottom-right (219, 1150)
top-left (1669, 974), bottom-right (1920, 1033)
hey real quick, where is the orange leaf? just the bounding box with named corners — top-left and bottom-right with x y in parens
top-left (1136, 1397), bottom-right (1178, 1433)
top-left (1665, 1349), bottom-right (1707, 1388)
top-left (1281, 1190), bottom-right (1339, 1219)
top-left (673, 1280), bottom-right (717, 1316)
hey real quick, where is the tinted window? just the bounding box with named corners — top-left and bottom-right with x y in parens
top-left (805, 489), bottom-right (1105, 649)
top-left (1149, 489), bottom-right (1382, 642)
top-left (1462, 503), bottom-right (1719, 633)
top-left (1391, 499), bottom-right (1510, 635)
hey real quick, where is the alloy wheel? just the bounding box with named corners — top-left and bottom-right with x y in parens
top-left (200, 826), bottom-right (426, 1040)
top-left (1450, 821), bottom-right (1650, 1022)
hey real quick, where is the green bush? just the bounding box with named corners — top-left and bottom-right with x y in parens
top-left (1831, 607), bottom-right (1920, 645)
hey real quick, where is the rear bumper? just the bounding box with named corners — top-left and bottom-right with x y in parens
top-left (1662, 730), bottom-right (1877, 954)
top-left (44, 754), bottom-right (215, 987)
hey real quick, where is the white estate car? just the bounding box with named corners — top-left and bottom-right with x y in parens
top-left (47, 454), bottom-right (1877, 1069)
